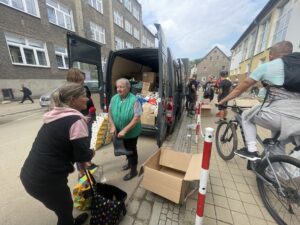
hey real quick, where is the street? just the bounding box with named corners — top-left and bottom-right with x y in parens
top-left (0, 104), bottom-right (157, 225)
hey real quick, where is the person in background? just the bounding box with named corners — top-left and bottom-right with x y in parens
top-left (66, 68), bottom-right (94, 117)
top-left (20, 83), bottom-right (95, 225)
top-left (20, 84), bottom-right (34, 103)
top-left (108, 78), bottom-right (142, 181)
top-left (66, 68), bottom-right (97, 177)
top-left (216, 70), bottom-right (232, 123)
top-left (186, 74), bottom-right (198, 116)
top-left (203, 75), bottom-right (215, 102)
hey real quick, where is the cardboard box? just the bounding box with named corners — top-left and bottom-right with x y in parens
top-left (141, 82), bottom-right (151, 96)
top-left (142, 102), bottom-right (155, 113)
top-left (141, 113), bottom-right (156, 125)
top-left (140, 148), bottom-right (202, 204)
top-left (142, 72), bottom-right (156, 83)
top-left (201, 102), bottom-right (212, 117)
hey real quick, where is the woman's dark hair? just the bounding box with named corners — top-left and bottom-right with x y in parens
top-left (220, 70), bottom-right (228, 77)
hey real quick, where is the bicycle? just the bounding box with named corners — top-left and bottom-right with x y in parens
top-left (215, 104), bottom-right (300, 225)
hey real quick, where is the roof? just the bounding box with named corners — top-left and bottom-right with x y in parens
top-left (231, 0), bottom-right (279, 50)
top-left (197, 46), bottom-right (230, 65)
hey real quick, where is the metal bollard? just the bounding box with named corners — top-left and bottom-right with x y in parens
top-left (195, 127), bottom-right (214, 225)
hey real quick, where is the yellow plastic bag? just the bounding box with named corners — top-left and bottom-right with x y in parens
top-left (72, 167), bottom-right (97, 210)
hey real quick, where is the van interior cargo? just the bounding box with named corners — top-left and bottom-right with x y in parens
top-left (110, 49), bottom-right (160, 127)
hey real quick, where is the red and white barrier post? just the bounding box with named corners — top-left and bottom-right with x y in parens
top-left (195, 127), bottom-right (214, 225)
top-left (195, 102), bottom-right (202, 144)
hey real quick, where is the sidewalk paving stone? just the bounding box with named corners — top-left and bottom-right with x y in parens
top-left (122, 95), bottom-right (275, 225)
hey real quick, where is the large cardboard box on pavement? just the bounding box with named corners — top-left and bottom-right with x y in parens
top-left (140, 148), bottom-right (202, 204)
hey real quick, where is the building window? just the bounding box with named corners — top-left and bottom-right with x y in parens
top-left (142, 35), bottom-right (147, 46)
top-left (242, 38), bottom-right (249, 61)
top-left (113, 10), bottom-right (123, 28)
top-left (216, 56), bottom-right (219, 60)
top-left (257, 19), bottom-right (270, 53)
top-left (247, 32), bottom-right (256, 59)
top-left (209, 56), bottom-right (212, 61)
top-left (124, 20), bottom-right (132, 34)
top-left (55, 46), bottom-right (68, 69)
top-left (203, 67), bottom-right (207, 71)
top-left (0, 0), bottom-right (39, 16)
top-left (273, 1), bottom-right (292, 44)
top-left (46, 0), bottom-right (74, 31)
top-left (124, 0), bottom-right (131, 12)
top-left (125, 42), bottom-right (133, 49)
top-left (132, 6), bottom-right (139, 20)
top-left (222, 66), bottom-right (225, 70)
top-left (5, 33), bottom-right (48, 67)
top-left (115, 36), bottom-right (124, 50)
top-left (90, 22), bottom-right (105, 44)
top-left (133, 27), bottom-right (139, 40)
top-left (88, 0), bottom-right (103, 14)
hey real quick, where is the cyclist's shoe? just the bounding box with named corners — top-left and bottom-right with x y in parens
top-left (215, 119), bottom-right (226, 124)
top-left (234, 148), bottom-right (261, 161)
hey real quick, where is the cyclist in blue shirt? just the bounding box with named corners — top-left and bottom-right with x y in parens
top-left (218, 41), bottom-right (300, 160)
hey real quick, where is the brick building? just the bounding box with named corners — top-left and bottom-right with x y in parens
top-left (196, 46), bottom-right (230, 83)
top-left (0, 0), bottom-right (155, 100)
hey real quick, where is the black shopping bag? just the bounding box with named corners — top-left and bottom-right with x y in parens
top-left (85, 169), bottom-right (127, 225)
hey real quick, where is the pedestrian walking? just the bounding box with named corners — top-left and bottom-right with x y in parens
top-left (20, 84), bottom-right (34, 103)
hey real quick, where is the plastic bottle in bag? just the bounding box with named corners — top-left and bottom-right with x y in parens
top-left (92, 166), bottom-right (107, 183)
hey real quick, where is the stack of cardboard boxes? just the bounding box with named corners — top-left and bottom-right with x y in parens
top-left (140, 72), bottom-right (157, 126)
top-left (141, 72), bottom-right (156, 96)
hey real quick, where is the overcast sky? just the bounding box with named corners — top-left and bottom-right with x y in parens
top-left (138, 0), bottom-right (268, 60)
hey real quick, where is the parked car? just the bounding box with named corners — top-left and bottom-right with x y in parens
top-left (39, 88), bottom-right (57, 107)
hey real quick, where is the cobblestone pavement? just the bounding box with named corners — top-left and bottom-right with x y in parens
top-left (120, 97), bottom-right (280, 225)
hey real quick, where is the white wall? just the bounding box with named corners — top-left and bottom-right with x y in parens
top-left (230, 51), bottom-right (242, 71)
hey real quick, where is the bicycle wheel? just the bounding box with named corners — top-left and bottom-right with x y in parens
top-left (257, 155), bottom-right (300, 225)
top-left (215, 121), bottom-right (237, 160)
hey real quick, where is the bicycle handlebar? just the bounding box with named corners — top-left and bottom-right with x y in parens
top-left (214, 103), bottom-right (250, 109)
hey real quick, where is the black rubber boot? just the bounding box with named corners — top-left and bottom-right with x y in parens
top-left (123, 165), bottom-right (137, 181)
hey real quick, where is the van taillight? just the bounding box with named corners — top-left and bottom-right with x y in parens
top-left (103, 93), bottom-right (107, 113)
top-left (166, 97), bottom-right (174, 123)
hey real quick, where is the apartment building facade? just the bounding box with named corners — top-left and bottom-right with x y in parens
top-left (196, 46), bottom-right (230, 82)
top-left (230, 0), bottom-right (300, 82)
top-left (0, 0), bottom-right (155, 100)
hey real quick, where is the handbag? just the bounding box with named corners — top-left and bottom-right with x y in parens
top-left (112, 135), bottom-right (133, 156)
top-left (85, 169), bottom-right (127, 225)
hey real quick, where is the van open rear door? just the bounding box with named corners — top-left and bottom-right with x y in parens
top-left (67, 33), bottom-right (105, 110)
top-left (155, 24), bottom-right (169, 147)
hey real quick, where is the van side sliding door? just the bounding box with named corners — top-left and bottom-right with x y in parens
top-left (155, 24), bottom-right (168, 147)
